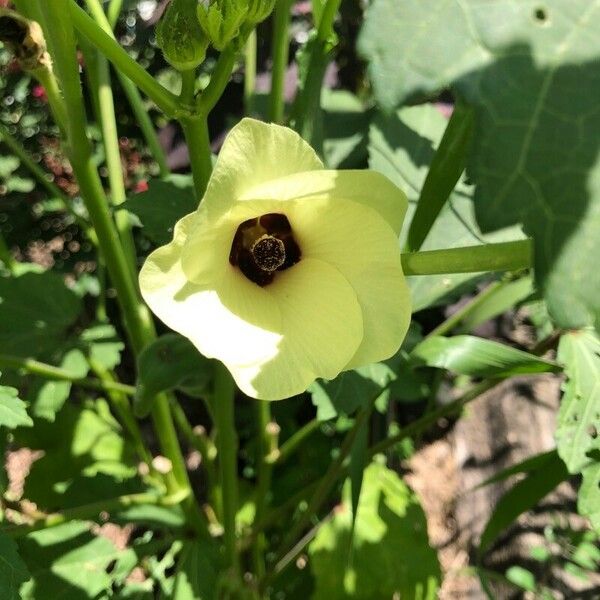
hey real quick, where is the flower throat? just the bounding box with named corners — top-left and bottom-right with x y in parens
top-left (229, 213), bottom-right (301, 286)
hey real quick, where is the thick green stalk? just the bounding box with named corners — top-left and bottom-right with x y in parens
top-left (0, 353), bottom-right (135, 395)
top-left (214, 363), bottom-right (240, 575)
top-left (268, 0), bottom-right (292, 123)
top-left (29, 1), bottom-right (203, 534)
top-left (181, 117), bottom-right (212, 199)
top-left (80, 0), bottom-right (169, 176)
top-left (0, 233), bottom-right (15, 274)
top-left (180, 69), bottom-right (196, 106)
top-left (401, 239), bottom-right (532, 276)
top-left (106, 0), bottom-right (123, 28)
top-left (84, 0), bottom-right (137, 271)
top-left (290, 0), bottom-right (341, 144)
top-left (244, 29), bottom-right (257, 113)
top-left (69, 1), bottom-right (180, 117)
top-left (407, 103), bottom-right (475, 251)
top-left (253, 401), bottom-right (273, 578)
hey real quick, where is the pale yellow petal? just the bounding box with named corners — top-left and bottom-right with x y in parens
top-left (228, 258), bottom-right (363, 400)
top-left (240, 169), bottom-right (407, 235)
top-left (139, 213), bottom-right (283, 367)
top-left (286, 197), bottom-right (411, 369)
top-left (200, 118), bottom-right (323, 220)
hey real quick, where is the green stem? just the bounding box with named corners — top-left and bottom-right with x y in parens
top-left (0, 233), bottom-right (15, 274)
top-left (252, 401), bottom-right (273, 578)
top-left (34, 67), bottom-right (69, 137)
top-left (85, 1), bottom-right (137, 272)
top-left (2, 491), bottom-right (171, 538)
top-left (79, 0), bottom-right (169, 176)
top-left (197, 45), bottom-right (238, 116)
top-left (0, 353), bottom-right (135, 395)
top-left (171, 401), bottom-right (217, 503)
top-left (30, 0), bottom-right (204, 535)
top-left (401, 239), bottom-right (532, 276)
top-left (270, 418), bottom-right (320, 465)
top-left (268, 0), bottom-right (292, 123)
top-left (181, 117), bottom-right (212, 199)
top-left (406, 102), bottom-right (475, 252)
top-left (88, 358), bottom-right (152, 465)
top-left (368, 380), bottom-right (496, 457)
top-left (69, 0), bottom-right (180, 117)
top-left (244, 29), bottom-right (257, 114)
top-left (290, 0), bottom-right (340, 144)
top-left (214, 363), bottom-right (240, 575)
top-left (180, 69), bottom-right (196, 106)
top-left (0, 122), bottom-right (67, 201)
top-left (106, 0), bottom-right (123, 29)
top-left (274, 391), bottom-right (379, 567)
top-left (426, 279), bottom-right (504, 338)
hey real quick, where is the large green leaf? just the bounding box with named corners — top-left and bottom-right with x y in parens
top-left (309, 462), bottom-right (440, 599)
top-left (0, 533), bottom-right (30, 599)
top-left (360, 0), bottom-right (600, 330)
top-left (369, 104), bottom-right (522, 311)
top-left (412, 335), bottom-right (560, 378)
top-left (556, 330), bottom-right (600, 474)
top-left (0, 376), bottom-right (32, 429)
top-left (0, 271), bottom-right (82, 357)
top-left (122, 175), bottom-right (197, 245)
top-left (18, 521), bottom-right (122, 599)
top-left (579, 458), bottom-right (600, 533)
top-left (18, 401), bottom-right (137, 509)
top-left (135, 334), bottom-right (214, 417)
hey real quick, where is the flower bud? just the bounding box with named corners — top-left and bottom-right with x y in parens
top-left (196, 0), bottom-right (248, 51)
top-left (245, 0), bottom-right (276, 25)
top-left (156, 0), bottom-right (209, 71)
top-left (0, 9), bottom-right (50, 72)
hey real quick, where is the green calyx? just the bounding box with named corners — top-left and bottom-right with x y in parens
top-left (245, 0), bottom-right (276, 25)
top-left (156, 0), bottom-right (209, 71)
top-left (196, 0), bottom-right (248, 51)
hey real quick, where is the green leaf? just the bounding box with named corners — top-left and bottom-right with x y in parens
top-left (479, 450), bottom-right (568, 553)
top-left (368, 104), bottom-right (522, 312)
top-left (79, 324), bottom-right (124, 371)
top-left (0, 378), bottom-right (32, 429)
top-left (556, 330), bottom-right (600, 473)
top-left (0, 271), bottom-right (82, 358)
top-left (0, 533), bottom-right (30, 599)
top-left (18, 521), bottom-right (122, 599)
top-left (135, 334), bottom-right (214, 417)
top-left (505, 566), bottom-right (536, 592)
top-left (122, 175), bottom-right (197, 245)
top-left (170, 539), bottom-right (219, 599)
top-left (309, 461), bottom-right (440, 599)
top-left (18, 401), bottom-right (137, 509)
top-left (411, 335), bottom-right (560, 378)
top-left (30, 349), bottom-right (88, 422)
top-left (361, 0), bottom-right (600, 329)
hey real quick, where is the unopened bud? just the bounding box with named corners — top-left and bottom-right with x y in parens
top-left (156, 0), bottom-right (208, 71)
top-left (196, 0), bottom-right (248, 51)
top-left (0, 10), bottom-right (50, 72)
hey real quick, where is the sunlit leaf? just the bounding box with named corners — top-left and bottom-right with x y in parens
top-left (0, 377), bottom-right (32, 429)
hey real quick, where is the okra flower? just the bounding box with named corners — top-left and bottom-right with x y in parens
top-left (140, 119), bottom-right (411, 400)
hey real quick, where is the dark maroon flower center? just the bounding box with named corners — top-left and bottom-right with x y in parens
top-left (229, 213), bottom-right (301, 286)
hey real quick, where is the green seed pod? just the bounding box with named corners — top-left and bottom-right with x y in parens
top-left (156, 0), bottom-right (209, 71)
top-left (245, 0), bottom-right (276, 25)
top-left (196, 0), bottom-right (248, 51)
top-left (0, 9), bottom-right (50, 72)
